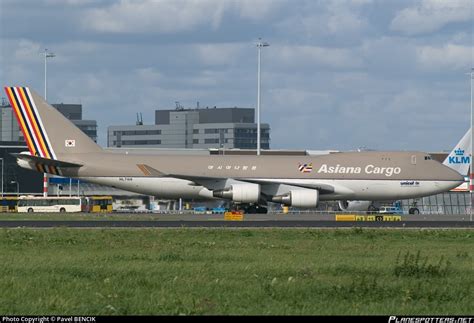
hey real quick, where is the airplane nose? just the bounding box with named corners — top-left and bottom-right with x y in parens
top-left (434, 164), bottom-right (465, 193)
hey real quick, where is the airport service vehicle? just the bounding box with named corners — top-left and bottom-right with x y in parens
top-left (211, 207), bottom-right (227, 214)
top-left (4, 87), bottom-right (464, 213)
top-left (193, 206), bottom-right (207, 214)
top-left (378, 206), bottom-right (404, 215)
top-left (0, 197), bottom-right (18, 213)
top-left (87, 196), bottom-right (113, 213)
top-left (17, 196), bottom-right (85, 213)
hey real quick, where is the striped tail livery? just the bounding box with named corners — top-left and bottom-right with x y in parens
top-left (4, 86), bottom-right (57, 160)
top-left (3, 86), bottom-right (101, 175)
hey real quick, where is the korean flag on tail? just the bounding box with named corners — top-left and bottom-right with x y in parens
top-left (65, 139), bottom-right (76, 147)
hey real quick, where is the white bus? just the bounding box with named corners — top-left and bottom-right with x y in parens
top-left (17, 196), bottom-right (86, 213)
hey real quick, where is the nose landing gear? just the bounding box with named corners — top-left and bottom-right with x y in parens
top-left (408, 201), bottom-right (420, 215)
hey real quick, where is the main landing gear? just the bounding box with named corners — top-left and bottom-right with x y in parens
top-left (367, 205), bottom-right (379, 214)
top-left (233, 204), bottom-right (268, 214)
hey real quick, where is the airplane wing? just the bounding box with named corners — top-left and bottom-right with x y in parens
top-left (135, 164), bottom-right (338, 207)
top-left (136, 164), bottom-right (166, 177)
top-left (239, 178), bottom-right (335, 194)
top-left (166, 173), bottom-right (335, 194)
top-left (135, 164), bottom-right (336, 194)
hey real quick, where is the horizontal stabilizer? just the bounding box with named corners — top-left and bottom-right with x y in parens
top-left (136, 164), bottom-right (166, 177)
top-left (12, 153), bottom-right (83, 168)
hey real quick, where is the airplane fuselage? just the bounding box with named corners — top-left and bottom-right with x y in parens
top-left (22, 150), bottom-right (462, 202)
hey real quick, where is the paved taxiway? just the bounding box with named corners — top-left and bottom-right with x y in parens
top-left (0, 213), bottom-right (472, 228)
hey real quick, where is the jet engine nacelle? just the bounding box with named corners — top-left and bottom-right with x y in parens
top-left (338, 200), bottom-right (372, 211)
top-left (212, 183), bottom-right (260, 203)
top-left (273, 190), bottom-right (319, 208)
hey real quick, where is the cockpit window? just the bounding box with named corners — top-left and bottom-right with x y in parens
top-left (424, 155), bottom-right (432, 160)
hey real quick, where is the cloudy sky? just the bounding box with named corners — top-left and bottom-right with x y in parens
top-left (1, 0), bottom-right (473, 151)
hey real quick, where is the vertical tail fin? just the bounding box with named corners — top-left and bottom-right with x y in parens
top-left (4, 87), bottom-right (102, 159)
top-left (443, 128), bottom-right (471, 176)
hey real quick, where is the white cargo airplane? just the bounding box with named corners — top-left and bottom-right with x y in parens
top-left (4, 86), bottom-right (464, 213)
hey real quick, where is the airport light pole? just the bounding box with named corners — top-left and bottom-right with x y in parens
top-left (256, 38), bottom-right (269, 156)
top-left (43, 49), bottom-right (55, 198)
top-left (0, 158), bottom-right (3, 197)
top-left (470, 68), bottom-right (473, 222)
top-left (43, 49), bottom-right (55, 101)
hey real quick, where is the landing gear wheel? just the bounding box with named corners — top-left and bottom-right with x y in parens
top-left (243, 204), bottom-right (268, 214)
top-left (367, 205), bottom-right (378, 214)
top-left (245, 205), bottom-right (257, 214)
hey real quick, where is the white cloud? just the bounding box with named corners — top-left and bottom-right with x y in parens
top-left (327, 10), bottom-right (367, 34)
top-left (194, 43), bottom-right (247, 66)
top-left (12, 39), bottom-right (42, 62)
top-left (275, 0), bottom-right (370, 41)
top-left (44, 0), bottom-right (100, 5)
top-left (184, 70), bottom-right (222, 87)
top-left (274, 45), bottom-right (363, 69)
top-left (268, 88), bottom-right (332, 113)
top-left (417, 44), bottom-right (472, 71)
top-left (326, 0), bottom-right (370, 34)
top-left (236, 0), bottom-right (283, 20)
top-left (82, 0), bottom-right (280, 33)
top-left (55, 41), bottom-right (101, 55)
top-left (83, 0), bottom-right (226, 33)
top-left (450, 32), bottom-right (471, 44)
top-left (391, 0), bottom-right (472, 35)
top-left (134, 67), bottom-right (163, 84)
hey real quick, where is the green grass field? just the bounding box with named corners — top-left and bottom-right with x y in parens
top-left (0, 228), bottom-right (472, 315)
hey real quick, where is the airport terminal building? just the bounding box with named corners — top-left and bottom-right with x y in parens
top-left (108, 106), bottom-right (270, 149)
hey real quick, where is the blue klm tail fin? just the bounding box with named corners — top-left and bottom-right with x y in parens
top-left (443, 128), bottom-right (471, 176)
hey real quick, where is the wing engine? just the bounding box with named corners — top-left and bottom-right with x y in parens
top-left (213, 183), bottom-right (260, 203)
top-left (338, 200), bottom-right (372, 211)
top-left (272, 189), bottom-right (319, 208)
